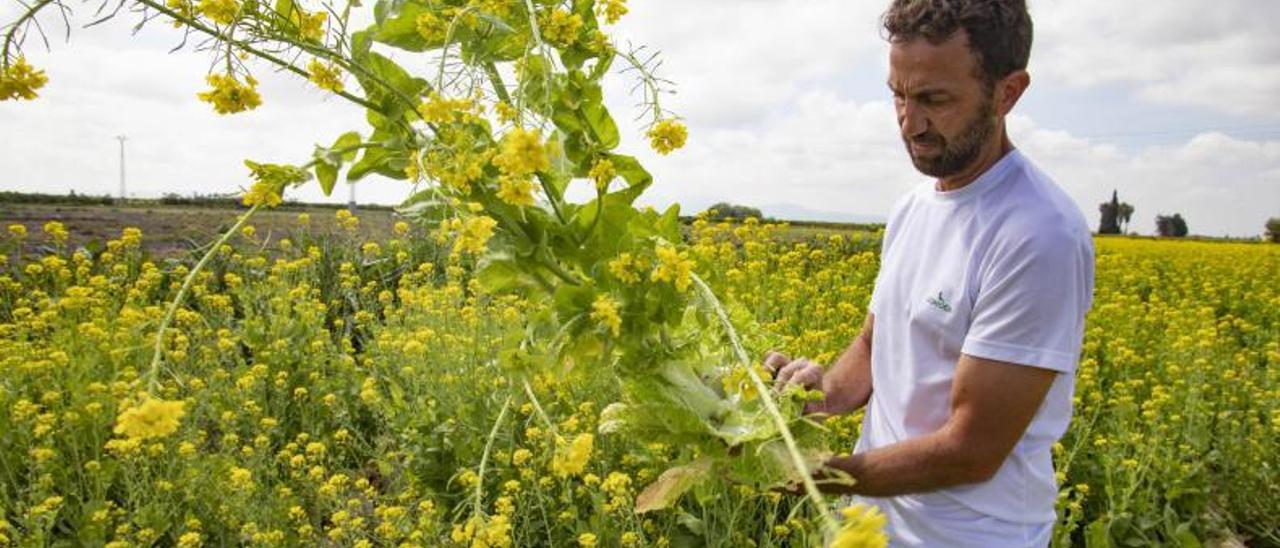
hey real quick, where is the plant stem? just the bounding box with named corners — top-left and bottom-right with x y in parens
top-left (132, 0), bottom-right (382, 112)
top-left (147, 204), bottom-right (262, 392)
top-left (482, 61), bottom-right (512, 105)
top-left (690, 272), bottom-right (840, 534)
top-left (521, 378), bottom-right (558, 437)
top-left (474, 395), bottom-right (512, 516)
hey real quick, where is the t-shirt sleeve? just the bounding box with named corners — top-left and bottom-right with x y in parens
top-left (961, 230), bottom-right (1094, 373)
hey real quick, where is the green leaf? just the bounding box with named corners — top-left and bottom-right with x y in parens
top-left (315, 162), bottom-right (338, 196)
top-left (334, 131), bottom-right (362, 161)
top-left (348, 146), bottom-right (390, 181)
top-left (605, 153), bottom-right (652, 189)
top-left (371, 2), bottom-right (437, 52)
top-left (579, 83), bottom-right (619, 149)
top-left (272, 0), bottom-right (298, 34)
top-left (477, 254), bottom-right (536, 293)
top-left (634, 458), bottom-right (713, 513)
top-left (1084, 519), bottom-right (1113, 548)
top-left (353, 52), bottom-right (429, 124)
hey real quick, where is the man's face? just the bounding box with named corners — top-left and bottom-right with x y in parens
top-left (888, 30), bottom-right (998, 178)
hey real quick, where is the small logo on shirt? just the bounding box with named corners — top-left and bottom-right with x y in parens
top-left (927, 291), bottom-right (952, 312)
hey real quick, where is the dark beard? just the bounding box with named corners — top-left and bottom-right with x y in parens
top-left (904, 99), bottom-right (997, 179)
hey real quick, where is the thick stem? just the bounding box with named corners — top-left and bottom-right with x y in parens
top-left (521, 378), bottom-right (558, 437)
top-left (482, 61), bottom-right (512, 105)
top-left (690, 272), bottom-right (840, 534)
top-left (474, 395), bottom-right (512, 517)
top-left (147, 204), bottom-right (262, 391)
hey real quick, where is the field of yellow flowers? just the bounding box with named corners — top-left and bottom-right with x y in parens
top-left (0, 214), bottom-right (1276, 547)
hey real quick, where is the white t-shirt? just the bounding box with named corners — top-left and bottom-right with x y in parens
top-left (855, 149), bottom-right (1094, 535)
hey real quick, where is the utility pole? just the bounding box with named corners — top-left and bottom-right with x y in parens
top-left (348, 181), bottom-right (357, 213)
top-left (115, 135), bottom-right (128, 202)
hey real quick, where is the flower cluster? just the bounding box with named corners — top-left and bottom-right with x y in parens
top-left (595, 0), bottom-right (628, 25)
top-left (650, 244), bottom-right (693, 292)
top-left (646, 119), bottom-right (688, 155)
top-left (551, 433), bottom-right (594, 477)
top-left (196, 72), bottom-right (262, 115)
top-left (589, 295), bottom-right (622, 336)
top-left (307, 59), bottom-right (344, 93)
top-left (540, 9), bottom-right (583, 47)
top-left (197, 0), bottom-right (240, 25)
top-left (0, 57), bottom-right (48, 101)
top-left (114, 398), bottom-right (187, 440)
top-left (830, 503), bottom-right (888, 548)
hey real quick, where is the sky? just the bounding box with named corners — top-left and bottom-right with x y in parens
top-left (2, 0), bottom-right (1278, 237)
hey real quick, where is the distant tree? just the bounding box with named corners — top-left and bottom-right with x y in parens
top-left (1266, 217), bottom-right (1280, 243)
top-left (1098, 190), bottom-right (1121, 234)
top-left (1155, 213), bottom-right (1188, 237)
top-left (704, 202), bottom-right (764, 221)
top-left (1118, 202), bottom-right (1134, 233)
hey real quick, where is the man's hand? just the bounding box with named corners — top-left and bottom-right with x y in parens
top-left (764, 351), bottom-right (824, 392)
top-left (761, 313), bottom-right (876, 418)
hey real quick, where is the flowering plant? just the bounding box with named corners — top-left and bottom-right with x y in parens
top-left (3, 0), bottom-right (878, 542)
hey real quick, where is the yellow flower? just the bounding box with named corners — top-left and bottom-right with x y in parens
top-left (551, 433), bottom-right (593, 477)
top-left (650, 245), bottom-right (693, 291)
top-left (294, 10), bottom-right (326, 41)
top-left (540, 9), bottom-right (583, 47)
top-left (114, 397), bottom-right (185, 440)
top-left (306, 59), bottom-right (343, 93)
top-left (177, 531), bottom-right (202, 548)
top-left (197, 73), bottom-right (262, 115)
top-left (492, 128), bottom-right (549, 177)
top-left (229, 466), bottom-right (254, 490)
top-left (496, 175), bottom-right (537, 207)
top-left (197, 0), bottom-right (240, 25)
top-left (588, 158), bottom-right (616, 192)
top-left (512, 448), bottom-right (532, 466)
top-left (42, 221), bottom-right (68, 244)
top-left (242, 161), bottom-right (308, 207)
top-left (621, 532), bottom-right (641, 547)
top-left (590, 295), bottom-right (622, 336)
top-left (120, 227), bottom-right (143, 248)
top-left (495, 101), bottom-right (517, 124)
top-left (394, 221), bottom-right (410, 236)
top-left (595, 0), bottom-right (627, 24)
top-left (417, 93), bottom-right (480, 125)
top-left (7, 224), bottom-right (27, 238)
top-left (454, 215), bottom-right (498, 255)
top-left (578, 533), bottom-right (598, 547)
top-left (830, 503), bottom-right (888, 548)
top-left (647, 119), bottom-right (688, 155)
top-left (0, 56), bottom-right (49, 101)
top-left (415, 12), bottom-right (447, 42)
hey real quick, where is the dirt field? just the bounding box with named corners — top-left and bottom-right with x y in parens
top-left (0, 202), bottom-right (402, 257)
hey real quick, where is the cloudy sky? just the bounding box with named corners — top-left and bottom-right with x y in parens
top-left (2, 0), bottom-right (1278, 237)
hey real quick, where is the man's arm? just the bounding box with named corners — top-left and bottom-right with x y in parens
top-left (818, 353), bottom-right (1057, 496)
top-left (768, 313), bottom-right (876, 416)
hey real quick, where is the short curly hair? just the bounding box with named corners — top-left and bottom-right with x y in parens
top-left (882, 0), bottom-right (1033, 87)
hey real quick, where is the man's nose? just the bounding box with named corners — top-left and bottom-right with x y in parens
top-left (898, 100), bottom-right (928, 139)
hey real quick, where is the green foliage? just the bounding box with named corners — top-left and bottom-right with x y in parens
top-left (704, 202), bottom-right (765, 222)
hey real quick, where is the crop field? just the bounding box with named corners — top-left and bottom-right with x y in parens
top-left (0, 214), bottom-right (1276, 547)
top-left (2, 0), bottom-right (1278, 544)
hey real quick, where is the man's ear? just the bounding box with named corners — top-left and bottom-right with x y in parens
top-left (995, 70), bottom-right (1030, 116)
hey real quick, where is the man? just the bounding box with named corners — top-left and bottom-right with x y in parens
top-left (767, 0), bottom-right (1094, 546)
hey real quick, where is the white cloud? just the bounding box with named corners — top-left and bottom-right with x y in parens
top-left (1, 0), bottom-right (1277, 237)
top-left (1031, 0), bottom-right (1280, 117)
